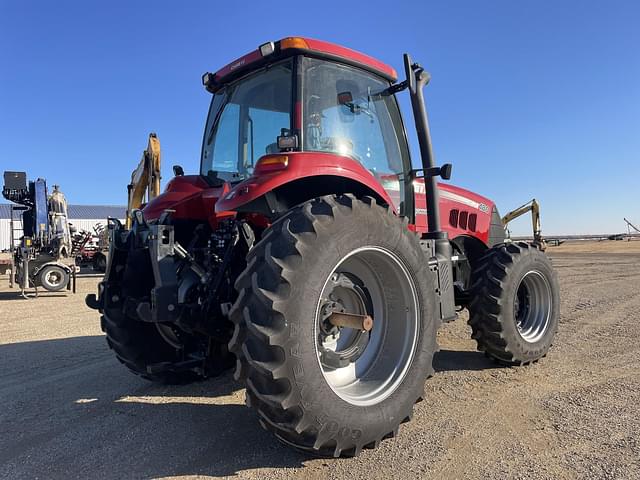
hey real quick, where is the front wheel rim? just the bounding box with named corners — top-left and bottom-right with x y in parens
top-left (314, 246), bottom-right (419, 407)
top-left (514, 270), bottom-right (552, 343)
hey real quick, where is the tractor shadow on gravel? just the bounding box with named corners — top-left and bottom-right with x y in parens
top-left (104, 384), bottom-right (310, 478)
top-left (0, 337), bottom-right (503, 479)
top-left (433, 349), bottom-right (504, 372)
top-left (0, 291), bottom-right (69, 300)
top-left (0, 336), bottom-right (308, 479)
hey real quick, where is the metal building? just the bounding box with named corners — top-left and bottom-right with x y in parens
top-left (0, 204), bottom-right (125, 251)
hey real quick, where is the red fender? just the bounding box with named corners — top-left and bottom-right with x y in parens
top-left (215, 152), bottom-right (397, 214)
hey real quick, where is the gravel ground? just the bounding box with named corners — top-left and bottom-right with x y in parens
top-left (0, 245), bottom-right (639, 479)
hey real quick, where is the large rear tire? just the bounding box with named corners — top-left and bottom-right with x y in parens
top-left (101, 313), bottom-right (205, 384)
top-left (229, 195), bottom-right (438, 457)
top-left (101, 250), bottom-right (229, 384)
top-left (468, 242), bottom-right (559, 365)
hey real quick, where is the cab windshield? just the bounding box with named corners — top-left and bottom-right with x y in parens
top-left (201, 60), bottom-right (293, 182)
top-left (302, 57), bottom-right (409, 211)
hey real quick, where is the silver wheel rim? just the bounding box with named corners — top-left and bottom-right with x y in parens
top-left (314, 246), bottom-right (419, 406)
top-left (515, 270), bottom-right (552, 343)
top-left (44, 270), bottom-right (62, 287)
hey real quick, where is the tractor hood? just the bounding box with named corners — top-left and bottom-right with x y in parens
top-left (142, 175), bottom-right (231, 227)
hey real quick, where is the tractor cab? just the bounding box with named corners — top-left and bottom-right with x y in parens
top-left (201, 38), bottom-right (413, 216)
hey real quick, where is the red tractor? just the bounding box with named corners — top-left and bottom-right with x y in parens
top-left (87, 37), bottom-right (559, 457)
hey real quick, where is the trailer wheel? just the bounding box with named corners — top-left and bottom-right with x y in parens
top-left (229, 195), bottom-right (438, 457)
top-left (39, 265), bottom-right (69, 292)
top-left (468, 242), bottom-right (559, 365)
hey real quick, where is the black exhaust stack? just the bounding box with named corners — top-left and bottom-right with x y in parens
top-left (404, 54), bottom-right (456, 321)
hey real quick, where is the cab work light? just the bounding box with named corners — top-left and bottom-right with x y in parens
top-left (277, 134), bottom-right (298, 150)
top-left (202, 72), bottom-right (216, 92)
top-left (259, 41), bottom-right (275, 57)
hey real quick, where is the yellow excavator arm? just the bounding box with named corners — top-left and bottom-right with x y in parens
top-left (126, 133), bottom-right (161, 228)
top-left (502, 198), bottom-right (545, 249)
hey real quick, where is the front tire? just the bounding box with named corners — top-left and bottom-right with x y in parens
top-left (229, 195), bottom-right (438, 457)
top-left (468, 242), bottom-right (559, 365)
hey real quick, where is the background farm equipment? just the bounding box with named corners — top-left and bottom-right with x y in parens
top-left (71, 229), bottom-right (95, 265)
top-left (126, 132), bottom-right (161, 229)
top-left (624, 217), bottom-right (640, 237)
top-left (2, 171), bottom-right (77, 295)
top-left (502, 198), bottom-right (545, 249)
top-left (71, 224), bottom-right (110, 271)
top-left (89, 224), bottom-right (110, 271)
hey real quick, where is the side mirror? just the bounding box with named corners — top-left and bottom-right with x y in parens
top-left (173, 165), bottom-right (184, 176)
top-left (439, 163), bottom-right (452, 180)
top-left (403, 53), bottom-right (430, 93)
top-left (403, 54), bottom-right (415, 92)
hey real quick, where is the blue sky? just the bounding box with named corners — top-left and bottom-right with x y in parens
top-left (1, 1), bottom-right (638, 235)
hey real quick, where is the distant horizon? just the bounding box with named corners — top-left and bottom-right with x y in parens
top-left (0, 201), bottom-right (636, 238)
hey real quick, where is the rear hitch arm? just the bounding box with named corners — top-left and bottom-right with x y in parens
top-left (135, 223), bottom-right (181, 323)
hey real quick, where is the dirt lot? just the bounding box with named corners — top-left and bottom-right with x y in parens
top-left (1, 241), bottom-right (639, 479)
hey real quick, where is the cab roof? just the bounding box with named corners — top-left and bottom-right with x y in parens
top-left (208, 37), bottom-right (398, 89)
